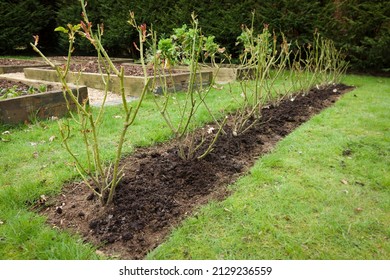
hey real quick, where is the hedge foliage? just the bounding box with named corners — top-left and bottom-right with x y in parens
top-left (0, 0), bottom-right (52, 53)
top-left (0, 0), bottom-right (389, 70)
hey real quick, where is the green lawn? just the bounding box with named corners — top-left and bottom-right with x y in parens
top-left (0, 74), bottom-right (388, 259)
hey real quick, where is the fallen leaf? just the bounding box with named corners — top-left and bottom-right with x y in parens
top-left (30, 142), bottom-right (38, 146)
top-left (301, 244), bottom-right (309, 250)
top-left (207, 126), bottom-right (215, 134)
top-left (354, 207), bottom-right (363, 213)
top-left (341, 179), bottom-right (348, 185)
top-left (212, 85), bottom-right (224, 90)
top-left (49, 135), bottom-right (56, 142)
top-left (95, 250), bottom-right (106, 257)
top-left (0, 220), bottom-right (4, 225)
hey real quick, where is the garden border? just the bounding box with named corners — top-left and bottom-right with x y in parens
top-left (0, 85), bottom-right (88, 124)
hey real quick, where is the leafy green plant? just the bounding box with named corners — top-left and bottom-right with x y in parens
top-left (155, 38), bottom-right (178, 69)
top-left (0, 86), bottom-right (20, 100)
top-left (202, 35), bottom-right (223, 65)
top-left (38, 84), bottom-right (48, 93)
top-left (0, 84), bottom-right (47, 100)
top-left (148, 14), bottom-right (227, 160)
top-left (30, 0), bottom-right (148, 206)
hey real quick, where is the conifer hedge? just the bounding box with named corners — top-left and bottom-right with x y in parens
top-left (0, 0), bottom-right (388, 70)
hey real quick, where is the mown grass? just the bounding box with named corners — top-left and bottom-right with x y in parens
top-left (147, 74), bottom-right (390, 259)
top-left (0, 74), bottom-right (388, 259)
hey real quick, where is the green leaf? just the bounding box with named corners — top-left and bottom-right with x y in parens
top-left (72, 24), bottom-right (81, 32)
top-left (54, 26), bottom-right (68, 34)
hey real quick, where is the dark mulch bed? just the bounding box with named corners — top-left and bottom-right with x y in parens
top-left (0, 79), bottom-right (31, 92)
top-left (36, 56), bottom-right (181, 76)
top-left (68, 62), bottom-right (155, 76)
top-left (38, 83), bottom-right (354, 259)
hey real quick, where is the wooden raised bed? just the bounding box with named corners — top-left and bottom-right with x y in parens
top-left (0, 64), bottom-right (48, 74)
top-left (173, 63), bottom-right (256, 84)
top-left (0, 59), bottom-right (48, 74)
top-left (23, 67), bottom-right (213, 97)
top-left (0, 86), bottom-right (88, 125)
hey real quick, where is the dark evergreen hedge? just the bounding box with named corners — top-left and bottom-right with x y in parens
top-left (326, 0), bottom-right (390, 70)
top-left (1, 0), bottom-right (389, 70)
top-left (0, 0), bottom-right (53, 54)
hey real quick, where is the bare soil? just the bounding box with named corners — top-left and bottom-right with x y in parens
top-left (36, 83), bottom-right (354, 259)
top-left (68, 61), bottom-right (151, 76)
top-left (0, 79), bottom-right (31, 92)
